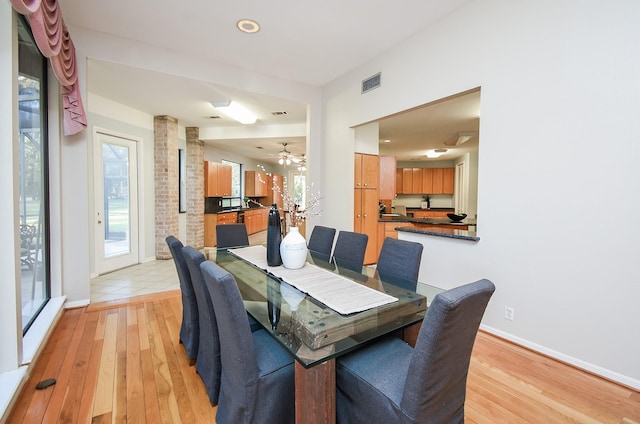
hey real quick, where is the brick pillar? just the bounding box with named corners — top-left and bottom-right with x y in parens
top-left (154, 115), bottom-right (179, 259)
top-left (186, 127), bottom-right (204, 249)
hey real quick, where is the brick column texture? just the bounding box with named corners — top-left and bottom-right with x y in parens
top-left (154, 115), bottom-right (179, 259)
top-left (186, 127), bottom-right (204, 249)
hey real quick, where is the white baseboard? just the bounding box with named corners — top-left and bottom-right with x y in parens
top-left (481, 325), bottom-right (640, 391)
top-left (64, 298), bottom-right (90, 309)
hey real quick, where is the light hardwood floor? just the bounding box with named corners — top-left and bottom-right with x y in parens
top-left (7, 290), bottom-right (640, 423)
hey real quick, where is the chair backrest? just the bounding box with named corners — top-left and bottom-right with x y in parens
top-left (182, 246), bottom-right (221, 403)
top-left (376, 237), bottom-right (423, 282)
top-left (332, 231), bottom-right (368, 272)
top-left (165, 235), bottom-right (199, 360)
top-left (401, 279), bottom-right (495, 423)
top-left (307, 225), bottom-right (336, 256)
top-left (200, 261), bottom-right (259, 410)
top-left (166, 235), bottom-right (195, 298)
top-left (216, 223), bottom-right (250, 249)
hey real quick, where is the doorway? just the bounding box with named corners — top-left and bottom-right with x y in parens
top-left (94, 130), bottom-right (140, 274)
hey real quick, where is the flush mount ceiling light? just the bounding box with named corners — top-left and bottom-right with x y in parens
top-left (211, 100), bottom-right (257, 124)
top-left (425, 148), bottom-right (448, 158)
top-left (237, 19), bottom-right (260, 33)
top-left (444, 131), bottom-right (477, 146)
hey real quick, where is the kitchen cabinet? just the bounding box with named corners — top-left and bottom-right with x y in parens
top-left (431, 168), bottom-right (454, 195)
top-left (245, 170), bottom-right (268, 197)
top-left (379, 156), bottom-right (397, 200)
top-left (354, 188), bottom-right (378, 264)
top-left (396, 167), bottom-right (455, 195)
top-left (204, 214), bottom-right (217, 247)
top-left (244, 208), bottom-right (269, 235)
top-left (203, 211), bottom-right (238, 247)
top-left (412, 168), bottom-right (423, 194)
top-left (354, 153), bottom-right (379, 189)
top-left (442, 168), bottom-right (454, 194)
top-left (354, 153), bottom-right (379, 264)
top-left (204, 161), bottom-right (232, 197)
top-left (265, 173), bottom-right (284, 210)
top-left (395, 168), bottom-right (403, 194)
top-left (401, 168), bottom-right (412, 194)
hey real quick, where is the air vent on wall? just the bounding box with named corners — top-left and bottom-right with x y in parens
top-left (271, 111), bottom-right (288, 116)
top-left (362, 72), bottom-right (381, 94)
top-left (208, 115), bottom-right (222, 119)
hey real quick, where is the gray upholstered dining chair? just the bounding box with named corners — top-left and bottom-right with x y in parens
top-left (200, 260), bottom-right (295, 424)
top-left (336, 279), bottom-right (495, 424)
top-left (376, 237), bottom-right (424, 283)
top-left (332, 230), bottom-right (368, 272)
top-left (216, 223), bottom-right (250, 249)
top-left (182, 246), bottom-right (221, 405)
top-left (165, 236), bottom-right (199, 365)
top-left (307, 225), bottom-right (336, 256)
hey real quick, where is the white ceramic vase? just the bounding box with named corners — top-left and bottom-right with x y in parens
top-left (280, 226), bottom-right (308, 269)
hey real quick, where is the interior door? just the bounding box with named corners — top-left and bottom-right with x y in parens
top-left (95, 131), bottom-right (139, 274)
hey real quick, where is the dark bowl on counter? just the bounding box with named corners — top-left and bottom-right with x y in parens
top-left (447, 213), bottom-right (467, 222)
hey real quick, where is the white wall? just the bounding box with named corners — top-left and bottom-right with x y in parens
top-left (322, 0), bottom-right (640, 388)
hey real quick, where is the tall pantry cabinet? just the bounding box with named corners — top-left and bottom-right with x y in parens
top-left (354, 153), bottom-right (379, 264)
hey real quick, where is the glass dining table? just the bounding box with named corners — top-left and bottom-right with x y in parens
top-left (211, 245), bottom-right (443, 424)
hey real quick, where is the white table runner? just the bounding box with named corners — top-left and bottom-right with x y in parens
top-left (228, 245), bottom-right (398, 315)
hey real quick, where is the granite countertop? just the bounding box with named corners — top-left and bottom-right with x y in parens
top-left (398, 225), bottom-right (480, 242)
top-left (379, 214), bottom-right (476, 226)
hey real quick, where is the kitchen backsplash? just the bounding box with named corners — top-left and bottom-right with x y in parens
top-left (392, 194), bottom-right (454, 209)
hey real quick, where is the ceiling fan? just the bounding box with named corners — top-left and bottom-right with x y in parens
top-left (277, 142), bottom-right (302, 165)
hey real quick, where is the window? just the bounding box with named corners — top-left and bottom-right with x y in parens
top-left (222, 159), bottom-right (242, 197)
top-left (18, 16), bottom-right (50, 333)
top-left (292, 173), bottom-right (307, 209)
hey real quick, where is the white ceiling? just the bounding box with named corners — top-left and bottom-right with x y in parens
top-left (62, 0), bottom-right (479, 164)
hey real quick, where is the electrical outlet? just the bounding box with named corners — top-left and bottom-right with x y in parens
top-left (504, 306), bottom-right (515, 321)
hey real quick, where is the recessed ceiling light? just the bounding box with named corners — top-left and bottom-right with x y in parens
top-left (383, 139), bottom-right (391, 143)
top-left (237, 19), bottom-right (260, 34)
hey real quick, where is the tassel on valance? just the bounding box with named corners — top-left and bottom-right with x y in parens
top-left (10, 0), bottom-right (86, 136)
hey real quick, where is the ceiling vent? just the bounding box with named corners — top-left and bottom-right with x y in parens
top-left (208, 115), bottom-right (222, 119)
top-left (362, 72), bottom-right (381, 94)
top-left (271, 111), bottom-right (288, 116)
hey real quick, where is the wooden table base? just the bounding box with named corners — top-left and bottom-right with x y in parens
top-left (294, 359), bottom-right (336, 424)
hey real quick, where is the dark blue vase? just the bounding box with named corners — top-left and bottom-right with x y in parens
top-left (267, 204), bottom-right (282, 266)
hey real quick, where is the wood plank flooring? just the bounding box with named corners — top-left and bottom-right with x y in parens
top-left (7, 289), bottom-right (640, 423)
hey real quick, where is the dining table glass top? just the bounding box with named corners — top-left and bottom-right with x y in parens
top-left (212, 246), bottom-right (443, 368)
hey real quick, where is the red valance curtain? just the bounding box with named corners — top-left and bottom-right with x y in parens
top-left (11, 0), bottom-right (87, 136)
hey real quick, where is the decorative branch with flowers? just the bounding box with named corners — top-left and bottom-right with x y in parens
top-left (252, 168), bottom-right (322, 228)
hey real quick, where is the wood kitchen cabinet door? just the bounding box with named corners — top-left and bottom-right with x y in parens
top-left (245, 171), bottom-right (268, 197)
top-left (354, 188), bottom-right (378, 264)
top-left (266, 174), bottom-right (284, 210)
top-left (204, 161), bottom-right (218, 197)
top-left (379, 156), bottom-right (397, 200)
top-left (422, 168), bottom-right (434, 194)
top-left (355, 153), bottom-right (379, 189)
top-left (217, 163), bottom-right (232, 196)
top-left (204, 161), bottom-right (232, 196)
top-left (431, 168), bottom-right (444, 194)
top-left (204, 214), bottom-right (217, 246)
top-left (411, 168), bottom-right (423, 194)
top-left (402, 168), bottom-right (413, 194)
top-left (442, 168), bottom-right (454, 194)
top-left (396, 168), bottom-right (403, 194)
